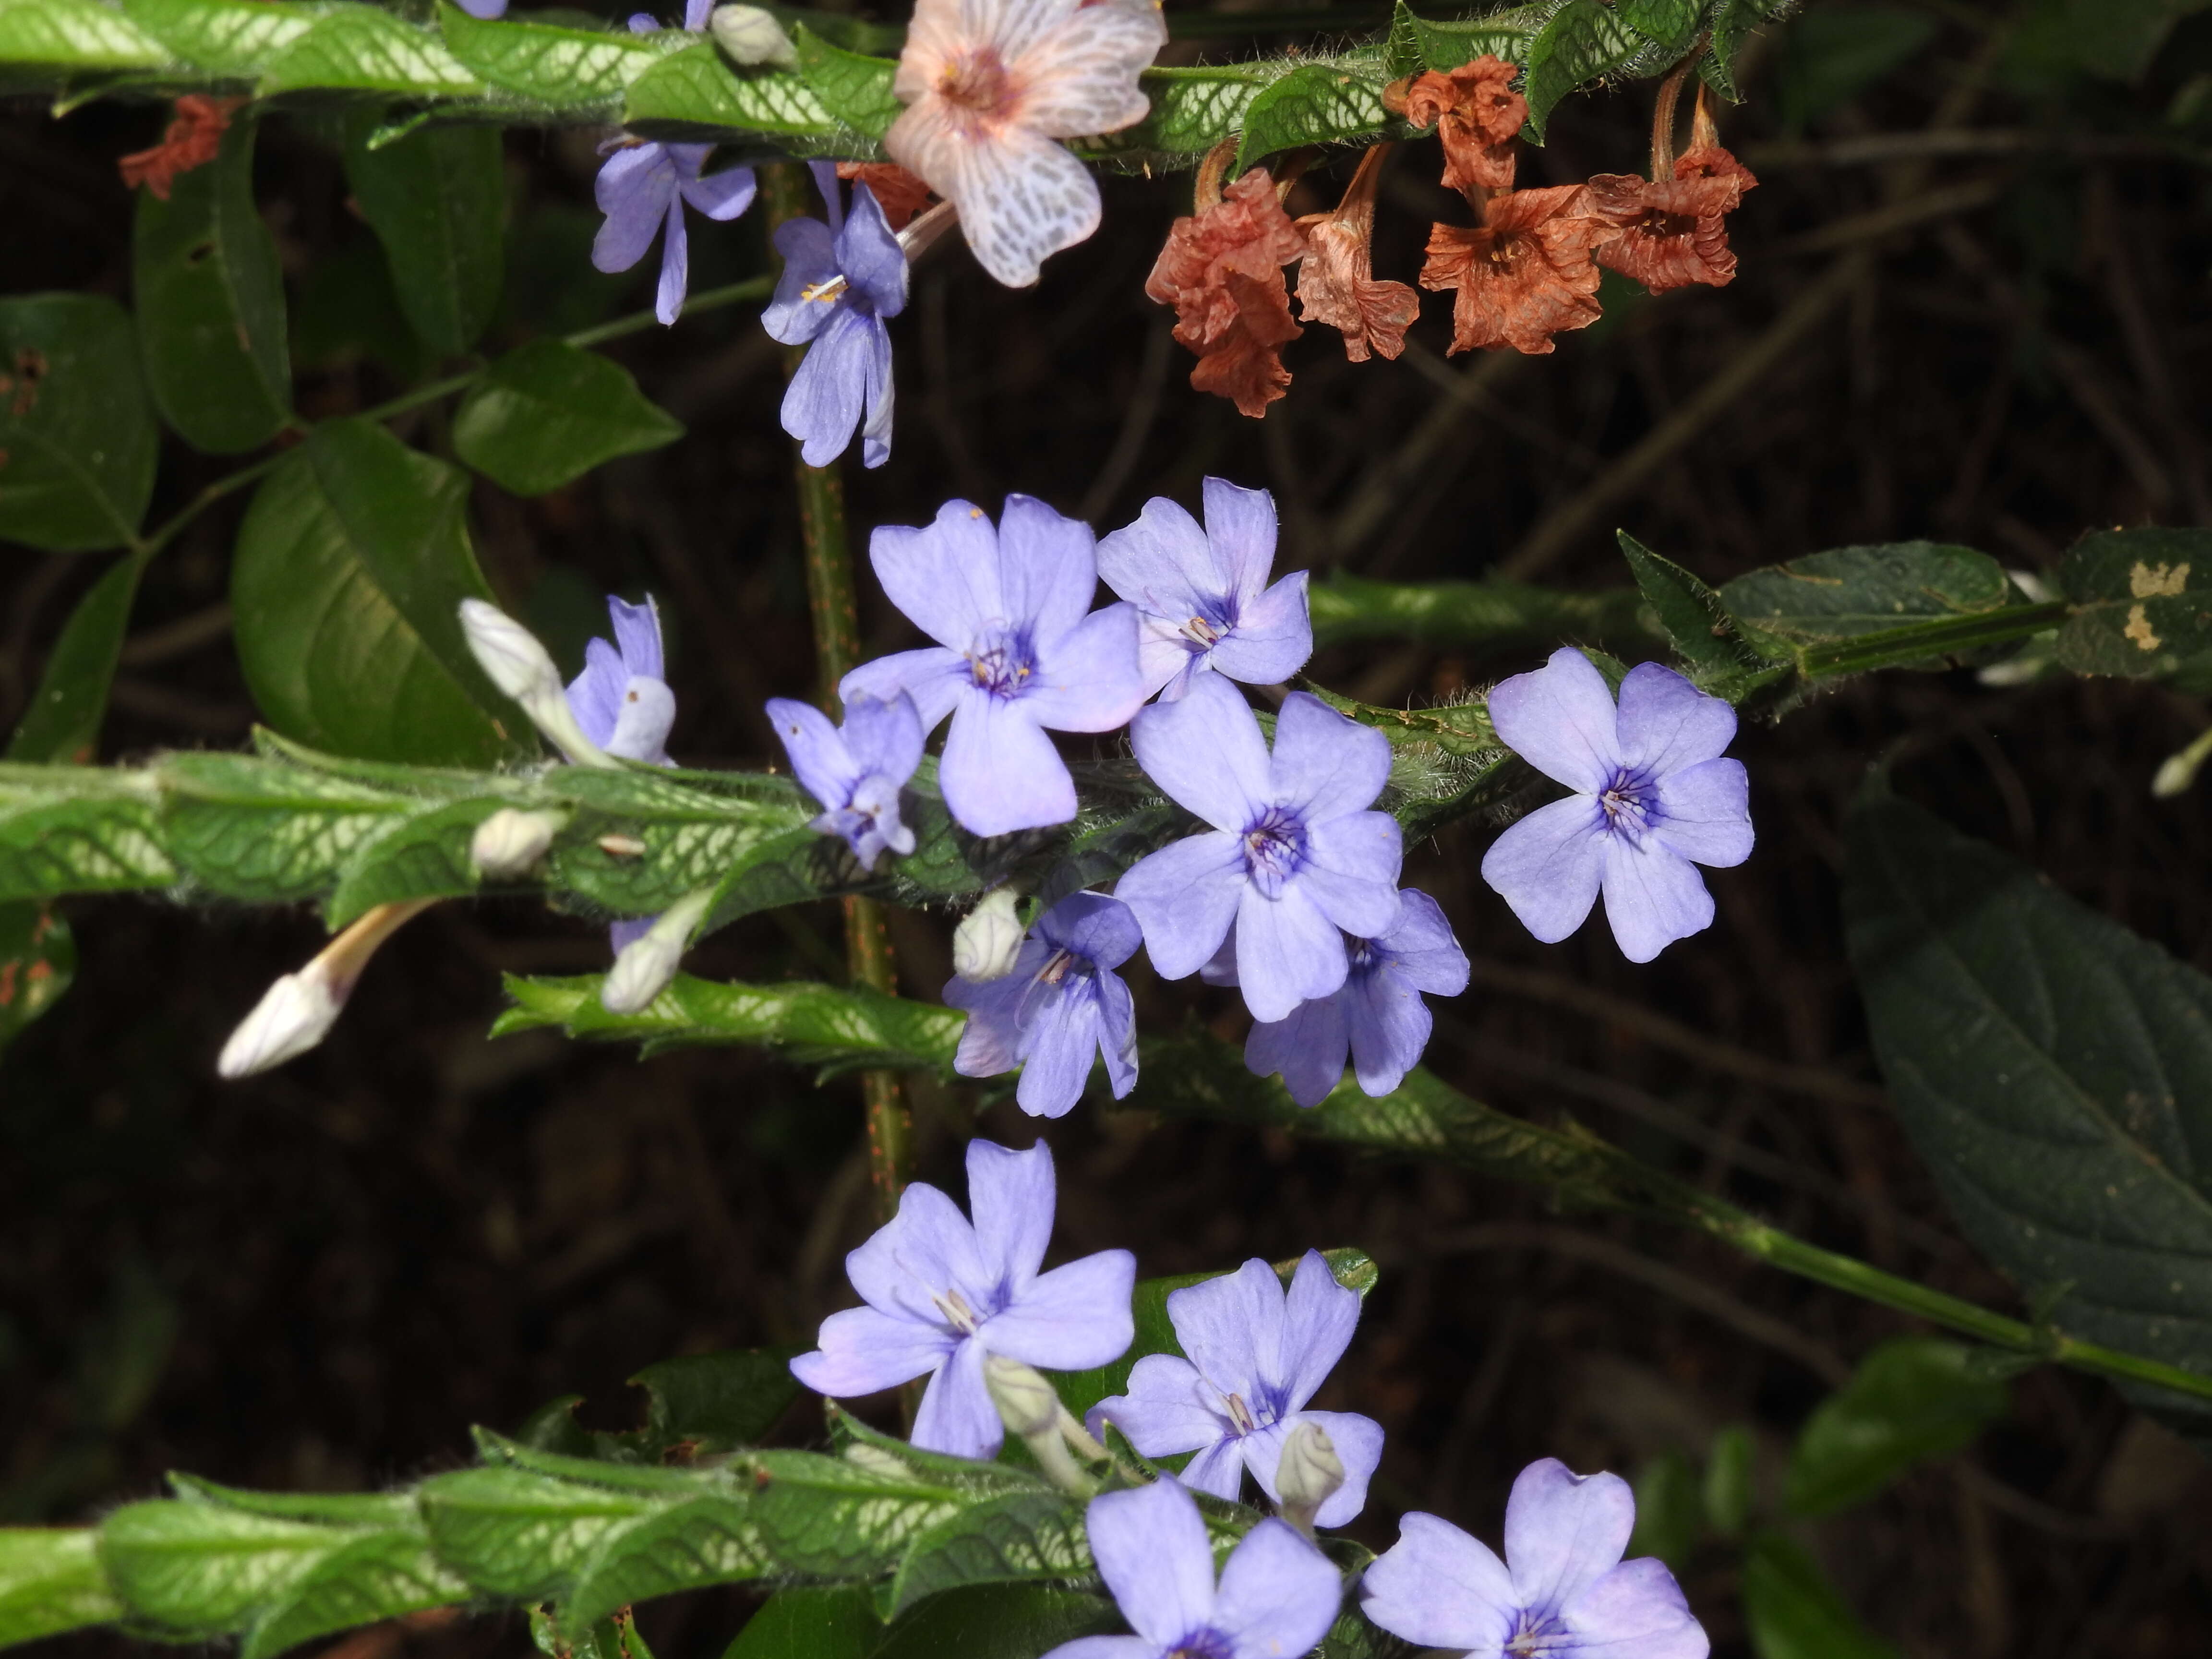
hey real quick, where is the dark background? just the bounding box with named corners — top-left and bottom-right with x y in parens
top-left (7, 2), bottom-right (2212, 1654)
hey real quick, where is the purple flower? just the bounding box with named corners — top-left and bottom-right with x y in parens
top-left (1041, 1478), bottom-right (1343, 1659)
top-left (1115, 674), bottom-right (1402, 1023)
top-left (767, 692), bottom-right (924, 871)
top-left (1362, 1460), bottom-right (1708, 1659)
top-left (1095, 478), bottom-right (1312, 701)
top-left (455, 0), bottom-right (507, 16)
top-left (591, 2), bottom-right (756, 327)
top-left (840, 496), bottom-right (1148, 838)
top-left (763, 163), bottom-right (906, 469)
top-left (790, 1138), bottom-right (1136, 1461)
top-left (1087, 1251), bottom-right (1383, 1529)
top-left (565, 595), bottom-right (676, 952)
top-left (943, 892), bottom-right (1141, 1118)
top-left (1479, 649), bottom-right (1752, 963)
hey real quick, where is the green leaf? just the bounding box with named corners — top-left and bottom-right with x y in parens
top-left (1052, 1249), bottom-right (1379, 1423)
top-left (0, 294), bottom-right (157, 553)
top-left (95, 1499), bottom-right (348, 1635)
top-left (884, 1492), bottom-right (1090, 1619)
top-left (1785, 1337), bottom-right (2007, 1518)
top-left (493, 972), bottom-right (969, 1071)
top-left (132, 110), bottom-right (291, 455)
top-left (1386, 1), bottom-right (1557, 78)
top-left (1701, 1424), bottom-right (1754, 1538)
top-left (342, 114), bottom-right (505, 357)
top-left (1740, 1532), bottom-right (1898, 1659)
top-left (0, 1528), bottom-right (121, 1645)
top-left (0, 0), bottom-right (169, 71)
top-left (454, 338), bottom-right (684, 495)
top-left (561, 1493), bottom-right (771, 1635)
top-left (1626, 1450), bottom-right (1701, 1569)
top-left (0, 764), bottom-right (175, 902)
top-left (259, 5), bottom-right (485, 98)
top-left (725, 1586), bottom-right (880, 1659)
top-left (629, 1348), bottom-right (804, 1454)
top-left (624, 40), bottom-right (833, 141)
top-left (1700, 0), bottom-right (1795, 103)
top-left (240, 1527), bottom-right (469, 1659)
top-left (746, 1449), bottom-right (1005, 1582)
top-left (120, 0), bottom-right (317, 78)
top-left (1615, 532), bottom-right (1779, 685)
top-left (790, 25), bottom-right (902, 142)
top-left (868, 1586), bottom-right (1117, 1659)
top-left (2052, 527), bottom-right (2212, 681)
top-left (1234, 62), bottom-right (1392, 171)
top-left (229, 419), bottom-right (520, 767)
top-left (436, 0), bottom-right (660, 107)
top-left (1092, 65), bottom-right (1271, 161)
top-left (1616, 0), bottom-right (1701, 54)
top-left (1717, 541), bottom-right (2053, 680)
top-left (414, 1465), bottom-right (659, 1600)
top-left (8, 550), bottom-right (146, 766)
top-left (0, 900), bottom-right (72, 1053)
top-left (1522, 0), bottom-right (1647, 137)
top-left (1306, 570), bottom-right (1658, 655)
top-left (1843, 792), bottom-right (2212, 1429)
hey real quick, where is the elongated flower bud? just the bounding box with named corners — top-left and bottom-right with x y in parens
top-left (984, 1354), bottom-right (1093, 1495)
top-left (709, 3), bottom-right (797, 68)
top-left (470, 808), bottom-right (565, 879)
top-left (952, 888), bottom-right (1026, 983)
top-left (217, 899), bottom-right (435, 1078)
top-left (1274, 1419), bottom-right (1345, 1534)
top-left (600, 889), bottom-right (715, 1014)
top-left (2154, 727), bottom-right (2212, 799)
top-left (457, 599), bottom-right (619, 769)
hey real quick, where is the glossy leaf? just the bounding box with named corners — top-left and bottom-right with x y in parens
top-left (436, 0), bottom-right (660, 107)
top-left (560, 1493), bottom-right (772, 1635)
top-left (8, 551), bottom-right (146, 766)
top-left (1740, 1532), bottom-right (1898, 1659)
top-left (1844, 792), bottom-right (2212, 1430)
top-left (1616, 531), bottom-right (1779, 685)
top-left (120, 0), bottom-right (316, 77)
top-left (629, 1349), bottom-right (804, 1454)
top-left (133, 109), bottom-right (291, 454)
top-left (454, 338), bottom-right (684, 495)
top-left (624, 40), bottom-right (833, 140)
top-left (0, 1528), bottom-right (122, 1646)
top-left (0, 765), bottom-right (175, 902)
top-left (229, 419), bottom-right (518, 767)
top-left (0, 295), bottom-right (157, 553)
top-left (1522, 0), bottom-right (1649, 136)
top-left (2053, 526), bottom-right (2212, 681)
top-left (1234, 60), bottom-right (1393, 171)
top-left (724, 1586), bottom-right (880, 1659)
top-left (259, 5), bottom-right (484, 97)
top-left (1786, 1337), bottom-right (2007, 1518)
top-left (885, 1492), bottom-right (1090, 1618)
top-left (240, 1527), bottom-right (469, 1659)
top-left (342, 115), bottom-right (505, 356)
top-left (0, 0), bottom-right (169, 71)
top-left (791, 26), bottom-right (902, 142)
top-left (414, 1465), bottom-right (660, 1601)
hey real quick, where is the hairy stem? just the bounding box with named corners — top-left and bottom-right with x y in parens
top-left (764, 162), bottom-right (912, 1223)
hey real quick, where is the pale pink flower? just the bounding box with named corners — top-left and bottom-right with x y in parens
top-left (886, 0), bottom-right (1166, 288)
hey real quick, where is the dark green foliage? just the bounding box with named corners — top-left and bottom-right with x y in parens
top-left (453, 338), bottom-right (684, 496)
top-left (0, 295), bottom-right (157, 553)
top-left (2053, 526), bottom-right (2212, 682)
top-left (342, 114), bottom-right (505, 356)
top-left (1740, 1533), bottom-right (1898, 1659)
top-left (1784, 1338), bottom-right (2008, 1517)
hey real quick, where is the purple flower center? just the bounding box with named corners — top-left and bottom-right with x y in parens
top-left (1597, 765), bottom-right (1656, 843)
top-left (1166, 1630), bottom-right (1237, 1659)
top-left (1241, 805), bottom-right (1307, 896)
top-left (1175, 596), bottom-right (1235, 653)
top-left (930, 1287), bottom-right (985, 1335)
top-left (1506, 1611), bottom-right (1571, 1656)
top-left (966, 625), bottom-right (1039, 700)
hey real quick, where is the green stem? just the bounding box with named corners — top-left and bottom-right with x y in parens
top-left (1793, 600), bottom-right (2070, 679)
top-left (764, 162), bottom-right (912, 1225)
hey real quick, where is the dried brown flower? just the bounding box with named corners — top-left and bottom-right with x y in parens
top-left (118, 96), bottom-right (242, 201)
top-left (835, 162), bottom-right (936, 232)
top-left (1420, 183), bottom-right (1605, 355)
top-left (1402, 56), bottom-right (1525, 199)
top-left (1146, 163), bottom-right (1310, 418)
top-left (1583, 82), bottom-right (1758, 296)
top-left (1295, 145), bottom-right (1419, 363)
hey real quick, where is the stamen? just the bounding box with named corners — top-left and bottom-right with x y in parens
top-left (931, 1288), bottom-right (982, 1335)
top-left (801, 276), bottom-right (849, 304)
top-left (1225, 1392), bottom-right (1257, 1434)
top-left (1180, 615), bottom-right (1224, 647)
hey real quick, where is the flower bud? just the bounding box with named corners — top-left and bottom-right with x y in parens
top-left (952, 889), bottom-right (1026, 983)
top-left (709, 3), bottom-right (798, 69)
top-left (2154, 727), bottom-right (2212, 799)
top-left (470, 808), bottom-right (564, 879)
top-left (984, 1354), bottom-right (1059, 1440)
top-left (600, 889), bottom-right (714, 1014)
top-left (457, 599), bottom-right (618, 769)
top-left (216, 899), bottom-right (434, 1078)
top-left (1274, 1419), bottom-right (1345, 1533)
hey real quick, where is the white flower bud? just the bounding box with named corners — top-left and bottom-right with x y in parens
top-left (984, 1355), bottom-right (1060, 1440)
top-left (469, 808), bottom-right (564, 879)
top-left (709, 3), bottom-right (798, 69)
top-left (952, 889), bottom-right (1026, 983)
top-left (457, 599), bottom-right (619, 769)
top-left (1274, 1419), bottom-right (1345, 1533)
top-left (217, 899), bottom-right (434, 1078)
top-left (2154, 727), bottom-right (2212, 799)
top-left (600, 889), bottom-right (715, 1014)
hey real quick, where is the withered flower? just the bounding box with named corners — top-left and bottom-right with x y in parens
top-left (835, 162), bottom-right (936, 233)
top-left (118, 96), bottom-right (242, 201)
top-left (1420, 183), bottom-right (1605, 356)
top-left (1584, 87), bottom-right (1758, 295)
top-left (1401, 55), bottom-right (1525, 199)
top-left (1146, 159), bottom-right (1310, 418)
top-left (1295, 145), bottom-right (1420, 363)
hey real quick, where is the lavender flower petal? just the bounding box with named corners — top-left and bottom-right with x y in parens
top-left (1164, 1259), bottom-right (1277, 1403)
top-left (1083, 1479), bottom-right (1217, 1650)
top-left (998, 493), bottom-right (1105, 643)
top-left (592, 145), bottom-right (675, 272)
top-left (789, 1305), bottom-right (955, 1396)
top-left (679, 160), bottom-right (757, 220)
top-left (1234, 884), bottom-right (1347, 1023)
top-left (1200, 475), bottom-right (1280, 605)
top-left (1022, 603), bottom-right (1149, 732)
top-left (985, 1251), bottom-right (1137, 1369)
top-left (1296, 812), bottom-right (1405, 938)
top-left (859, 318), bottom-right (894, 469)
top-left (1378, 889), bottom-right (1471, 995)
top-left (1341, 961), bottom-right (1433, 1097)
top-left (1561, 1559), bottom-right (1709, 1659)
top-left (843, 1181), bottom-right (990, 1326)
top-left (1040, 1640), bottom-right (1154, 1659)
top-left (654, 194), bottom-right (689, 325)
top-left (1278, 1249), bottom-right (1360, 1410)
top-left (783, 304), bottom-right (874, 467)
top-left (1094, 496), bottom-right (1212, 626)
top-left (944, 954), bottom-right (1039, 1078)
top-left (1127, 671), bottom-right (1271, 831)
top-left (840, 645), bottom-right (967, 729)
top-left (1180, 1436), bottom-right (1250, 1503)
top-left (966, 1136), bottom-right (1055, 1287)
top-left (839, 185), bottom-right (910, 315)
top-left (1245, 993), bottom-right (1348, 1108)
top-left (1208, 1519), bottom-right (1344, 1659)
top-left (1487, 647), bottom-right (1622, 794)
top-left (843, 692), bottom-right (926, 783)
top-left (1254, 1407), bottom-right (1383, 1528)
top-left (1362, 1512), bottom-right (1518, 1652)
top-left (1503, 1459), bottom-right (1637, 1622)
top-left (763, 217), bottom-right (844, 344)
top-left (1087, 1352), bottom-right (1223, 1455)
top-left (941, 694), bottom-right (1075, 835)
top-left (1653, 757), bottom-right (1754, 866)
top-left (1614, 660), bottom-right (1737, 777)
top-left (1268, 692), bottom-right (1391, 824)
top-left (1599, 836), bottom-right (1714, 963)
top-left (1112, 831), bottom-right (1246, 979)
top-left (607, 596), bottom-right (664, 680)
top-left (1045, 890), bottom-right (1143, 967)
top-left (606, 675), bottom-right (677, 762)
top-left (868, 501), bottom-right (1005, 652)
top-left (1205, 571), bottom-right (1311, 686)
top-left (1480, 795), bottom-right (1608, 945)
top-left (913, 1335), bottom-right (998, 1460)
